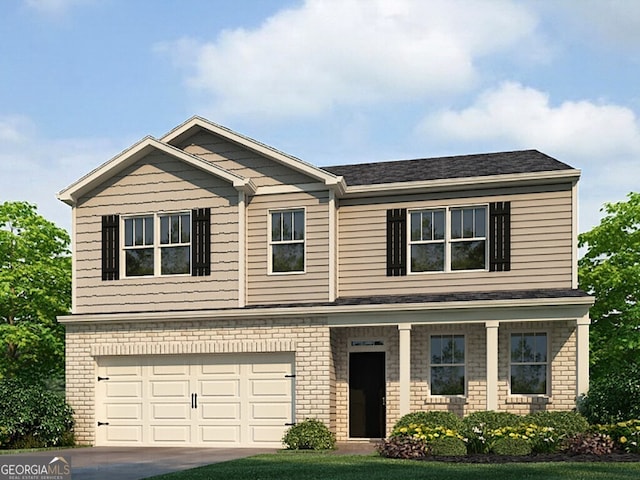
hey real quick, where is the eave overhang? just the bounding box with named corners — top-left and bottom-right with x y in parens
top-left (162, 116), bottom-right (347, 196)
top-left (340, 168), bottom-right (581, 199)
top-left (57, 136), bottom-right (256, 206)
top-left (58, 294), bottom-right (594, 327)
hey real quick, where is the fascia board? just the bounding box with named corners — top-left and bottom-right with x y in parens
top-left (58, 294), bottom-right (594, 325)
top-left (162, 116), bottom-right (346, 193)
top-left (341, 169), bottom-right (582, 199)
top-left (57, 137), bottom-right (255, 205)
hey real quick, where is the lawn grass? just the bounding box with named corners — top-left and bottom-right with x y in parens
top-left (148, 452), bottom-right (640, 480)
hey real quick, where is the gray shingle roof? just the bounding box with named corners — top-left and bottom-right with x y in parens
top-left (322, 149), bottom-right (573, 186)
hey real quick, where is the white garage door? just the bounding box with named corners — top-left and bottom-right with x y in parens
top-left (95, 353), bottom-right (295, 447)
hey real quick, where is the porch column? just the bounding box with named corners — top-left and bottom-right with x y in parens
top-left (398, 324), bottom-right (412, 415)
top-left (485, 321), bottom-right (499, 411)
top-left (576, 314), bottom-right (591, 399)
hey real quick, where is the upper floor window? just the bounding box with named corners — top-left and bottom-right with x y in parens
top-left (510, 332), bottom-right (548, 395)
top-left (123, 212), bottom-right (191, 277)
top-left (409, 206), bottom-right (487, 273)
top-left (430, 334), bottom-right (465, 395)
top-left (270, 209), bottom-right (305, 273)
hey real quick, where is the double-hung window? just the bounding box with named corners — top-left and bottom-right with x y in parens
top-left (430, 334), bottom-right (465, 395)
top-left (123, 212), bottom-right (191, 277)
top-left (409, 206), bottom-right (487, 273)
top-left (510, 332), bottom-right (548, 395)
top-left (270, 209), bottom-right (304, 273)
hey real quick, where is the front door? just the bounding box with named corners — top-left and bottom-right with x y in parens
top-left (349, 351), bottom-right (386, 438)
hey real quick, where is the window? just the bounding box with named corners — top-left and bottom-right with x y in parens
top-left (510, 332), bottom-right (548, 395)
top-left (409, 206), bottom-right (487, 273)
top-left (160, 213), bottom-right (191, 275)
top-left (270, 209), bottom-right (304, 273)
top-left (123, 212), bottom-right (191, 277)
top-left (430, 334), bottom-right (465, 395)
top-left (410, 209), bottom-right (445, 272)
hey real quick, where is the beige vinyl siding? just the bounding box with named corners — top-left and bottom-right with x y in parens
top-left (74, 152), bottom-right (240, 314)
top-left (337, 184), bottom-right (574, 297)
top-left (247, 191), bottom-right (330, 304)
top-left (179, 131), bottom-right (315, 187)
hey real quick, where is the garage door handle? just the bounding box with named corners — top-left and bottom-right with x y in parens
top-left (191, 393), bottom-right (198, 409)
top-left (97, 422), bottom-right (110, 426)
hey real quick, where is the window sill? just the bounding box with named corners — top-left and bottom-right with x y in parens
top-left (424, 396), bottom-right (467, 405)
top-left (506, 395), bottom-right (551, 405)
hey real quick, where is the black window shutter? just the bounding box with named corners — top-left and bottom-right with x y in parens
top-left (102, 215), bottom-right (119, 281)
top-left (386, 208), bottom-right (407, 276)
top-left (489, 201), bottom-right (511, 272)
top-left (192, 208), bottom-right (211, 276)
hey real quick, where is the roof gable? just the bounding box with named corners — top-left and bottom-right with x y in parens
top-left (162, 116), bottom-right (345, 193)
top-left (57, 136), bottom-right (256, 206)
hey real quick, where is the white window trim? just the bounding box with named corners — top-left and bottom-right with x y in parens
top-left (508, 331), bottom-right (550, 397)
top-left (428, 333), bottom-right (467, 398)
top-left (408, 204), bottom-right (489, 274)
top-left (267, 207), bottom-right (306, 275)
top-left (121, 211), bottom-right (192, 278)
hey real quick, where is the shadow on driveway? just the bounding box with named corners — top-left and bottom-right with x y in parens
top-left (4, 446), bottom-right (276, 480)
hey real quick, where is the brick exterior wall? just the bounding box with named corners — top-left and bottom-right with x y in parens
top-left (66, 317), bottom-right (578, 445)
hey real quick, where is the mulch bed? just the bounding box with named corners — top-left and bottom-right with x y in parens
top-left (420, 453), bottom-right (640, 463)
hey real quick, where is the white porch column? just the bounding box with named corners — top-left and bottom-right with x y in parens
top-left (398, 324), bottom-right (412, 415)
top-left (486, 321), bottom-right (500, 411)
top-left (576, 314), bottom-right (591, 399)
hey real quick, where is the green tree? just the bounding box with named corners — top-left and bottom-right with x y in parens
top-left (0, 201), bottom-right (71, 385)
top-left (578, 192), bottom-right (640, 378)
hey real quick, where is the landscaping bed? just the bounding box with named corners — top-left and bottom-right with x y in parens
top-left (419, 452), bottom-right (640, 463)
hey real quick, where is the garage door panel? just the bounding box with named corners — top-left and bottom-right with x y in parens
top-left (250, 426), bottom-right (287, 443)
top-left (151, 425), bottom-right (191, 443)
top-left (152, 403), bottom-right (190, 420)
top-left (200, 363), bottom-right (240, 375)
top-left (200, 379), bottom-right (239, 397)
top-left (106, 425), bottom-right (142, 443)
top-left (200, 403), bottom-right (239, 419)
top-left (150, 380), bottom-right (189, 398)
top-left (106, 381), bottom-right (142, 398)
top-left (251, 379), bottom-right (290, 396)
top-left (106, 403), bottom-right (142, 420)
top-left (152, 364), bottom-right (189, 376)
top-left (251, 361), bottom-right (291, 374)
top-left (200, 425), bottom-right (241, 443)
top-left (251, 403), bottom-right (290, 420)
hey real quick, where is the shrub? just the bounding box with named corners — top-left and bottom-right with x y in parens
top-left (462, 411), bottom-right (521, 454)
top-left (282, 419), bottom-right (335, 450)
top-left (393, 411), bottom-right (463, 432)
top-left (593, 420), bottom-right (640, 454)
top-left (564, 432), bottom-right (614, 455)
top-left (578, 363), bottom-right (640, 424)
top-left (377, 436), bottom-right (428, 459)
top-left (0, 379), bottom-right (74, 449)
top-left (524, 411), bottom-right (589, 437)
top-left (429, 436), bottom-right (467, 456)
top-left (492, 436), bottom-right (532, 456)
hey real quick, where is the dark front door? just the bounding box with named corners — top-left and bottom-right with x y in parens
top-left (349, 351), bottom-right (386, 438)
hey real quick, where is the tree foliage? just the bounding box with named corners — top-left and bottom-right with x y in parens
top-left (578, 192), bottom-right (640, 377)
top-left (0, 201), bottom-right (71, 384)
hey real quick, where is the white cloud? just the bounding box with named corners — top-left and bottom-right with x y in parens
top-left (0, 115), bottom-right (125, 233)
top-left (419, 82), bottom-right (640, 231)
top-left (159, 0), bottom-right (541, 119)
top-left (24, 0), bottom-right (94, 16)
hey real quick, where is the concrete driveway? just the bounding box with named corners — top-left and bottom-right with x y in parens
top-left (7, 446), bottom-right (276, 480)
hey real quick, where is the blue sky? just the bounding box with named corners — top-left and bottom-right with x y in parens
top-left (2, 0), bottom-right (639, 235)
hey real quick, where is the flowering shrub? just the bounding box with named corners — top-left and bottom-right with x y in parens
top-left (593, 420), bottom-right (640, 453)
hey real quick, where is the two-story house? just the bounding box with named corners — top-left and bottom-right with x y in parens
top-left (57, 116), bottom-right (593, 448)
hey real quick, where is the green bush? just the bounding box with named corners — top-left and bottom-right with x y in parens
top-left (579, 363), bottom-right (640, 423)
top-left (462, 411), bottom-right (521, 454)
top-left (430, 436), bottom-right (467, 456)
top-left (377, 436), bottom-right (428, 459)
top-left (524, 411), bottom-right (589, 437)
top-left (592, 420), bottom-right (640, 453)
top-left (393, 411), bottom-right (463, 432)
top-left (282, 419), bottom-right (336, 450)
top-left (0, 379), bottom-right (74, 449)
top-left (492, 436), bottom-right (532, 456)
